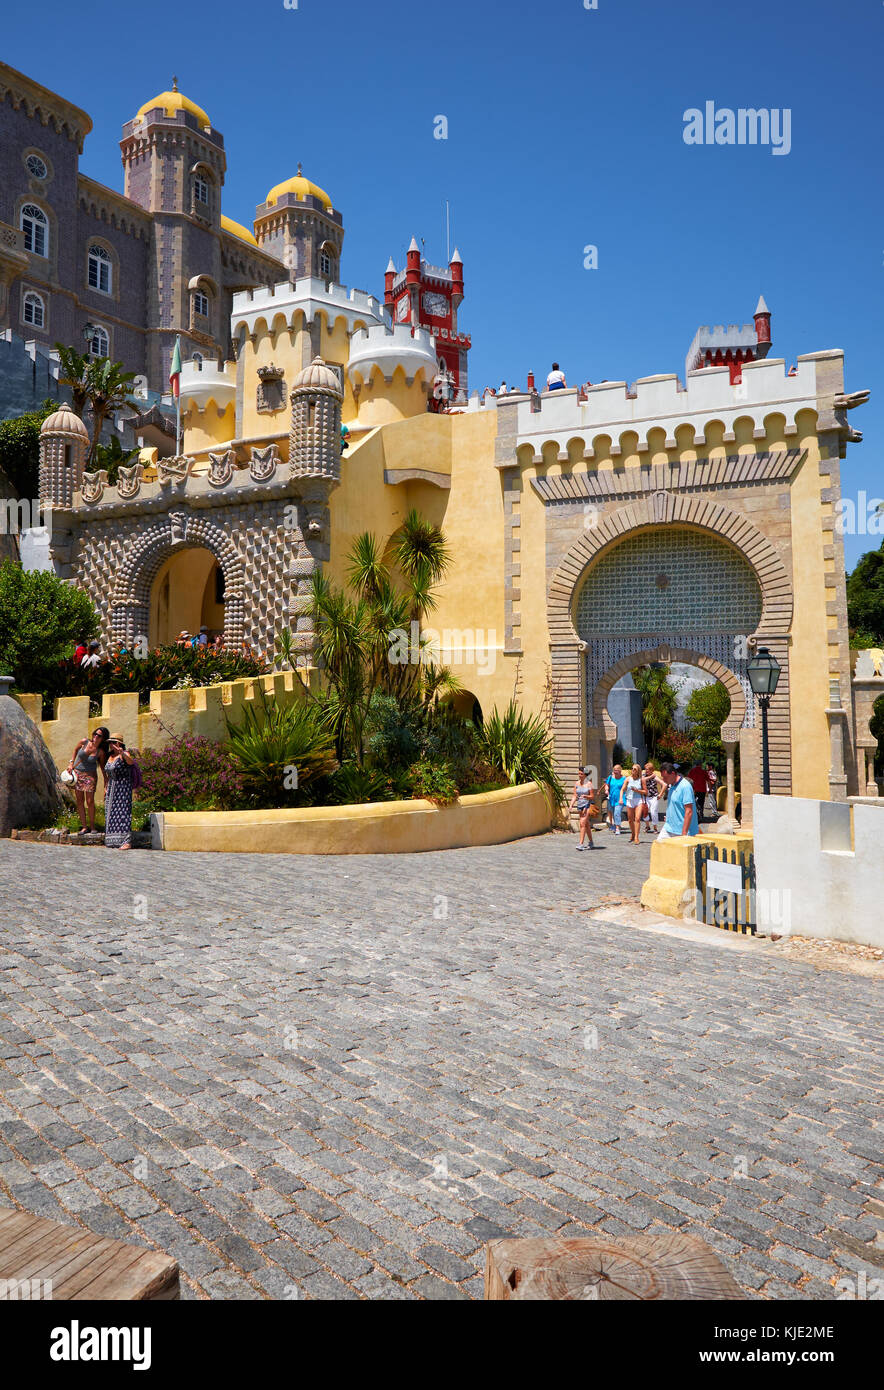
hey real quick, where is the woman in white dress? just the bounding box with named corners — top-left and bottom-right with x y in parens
top-left (624, 764), bottom-right (645, 845)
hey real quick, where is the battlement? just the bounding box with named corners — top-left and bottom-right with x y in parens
top-left (506, 354), bottom-right (837, 457)
top-left (684, 321), bottom-right (759, 377)
top-left (347, 322), bottom-right (437, 384)
top-left (179, 358), bottom-right (236, 410)
top-left (231, 277), bottom-right (385, 337)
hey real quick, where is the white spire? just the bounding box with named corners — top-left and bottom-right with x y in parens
top-left (450, 247), bottom-right (462, 264)
top-left (386, 256), bottom-right (396, 272)
top-left (754, 294), bottom-right (769, 315)
top-left (408, 236), bottom-right (420, 253)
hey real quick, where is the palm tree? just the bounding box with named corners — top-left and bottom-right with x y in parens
top-left (632, 663), bottom-right (682, 758)
top-left (54, 345), bottom-right (92, 418)
top-left (85, 358), bottom-right (138, 465)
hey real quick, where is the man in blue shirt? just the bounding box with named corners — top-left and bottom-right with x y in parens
top-left (657, 762), bottom-right (698, 839)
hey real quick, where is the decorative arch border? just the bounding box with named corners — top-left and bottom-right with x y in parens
top-left (109, 511), bottom-right (246, 646)
top-left (548, 492), bottom-right (793, 643)
top-left (591, 645), bottom-right (747, 742)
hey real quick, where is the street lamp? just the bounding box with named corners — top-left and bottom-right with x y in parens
top-left (747, 646), bottom-right (781, 795)
top-left (83, 322), bottom-right (96, 352)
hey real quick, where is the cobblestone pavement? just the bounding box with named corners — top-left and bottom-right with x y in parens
top-left (0, 832), bottom-right (880, 1301)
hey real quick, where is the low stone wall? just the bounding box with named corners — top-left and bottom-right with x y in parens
top-left (753, 794), bottom-right (884, 948)
top-left (15, 671), bottom-right (314, 783)
top-left (151, 781), bottom-right (551, 855)
top-left (640, 832), bottom-right (755, 919)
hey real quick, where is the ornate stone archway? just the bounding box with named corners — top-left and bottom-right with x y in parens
top-left (592, 645), bottom-right (747, 743)
top-left (110, 510), bottom-right (246, 647)
top-left (545, 494), bottom-right (795, 799)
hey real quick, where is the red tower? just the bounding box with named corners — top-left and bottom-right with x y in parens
top-left (383, 238), bottom-right (471, 403)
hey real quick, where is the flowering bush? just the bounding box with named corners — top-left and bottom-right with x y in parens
top-left (135, 735), bottom-right (246, 812)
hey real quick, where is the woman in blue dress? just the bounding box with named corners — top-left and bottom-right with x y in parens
top-left (104, 735), bottom-right (135, 850)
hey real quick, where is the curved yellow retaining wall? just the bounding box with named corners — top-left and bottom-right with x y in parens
top-left (152, 781), bottom-right (551, 855)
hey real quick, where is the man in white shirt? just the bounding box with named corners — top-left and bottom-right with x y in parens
top-left (546, 362), bottom-right (567, 390)
top-left (80, 641), bottom-right (100, 669)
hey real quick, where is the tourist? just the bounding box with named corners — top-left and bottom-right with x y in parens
top-left (80, 640), bottom-right (101, 669)
top-left (499, 380), bottom-right (507, 396)
top-left (624, 764), bottom-right (645, 845)
top-left (212, 633), bottom-right (224, 652)
top-left (657, 762), bottom-right (698, 839)
top-left (546, 362), bottom-right (567, 391)
top-left (688, 760), bottom-right (710, 824)
top-left (706, 763), bottom-right (718, 816)
top-left (197, 625), bottom-right (209, 647)
top-left (104, 735), bottom-right (136, 850)
top-left (176, 630), bottom-right (190, 647)
top-left (605, 763), bottom-right (626, 835)
top-left (73, 639), bottom-right (88, 667)
top-left (569, 766), bottom-right (596, 850)
top-left (643, 761), bottom-right (661, 832)
top-left (65, 726), bottom-right (109, 834)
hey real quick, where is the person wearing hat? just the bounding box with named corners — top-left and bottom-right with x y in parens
top-left (569, 765), bottom-right (597, 850)
top-left (176, 630), bottom-right (190, 647)
top-left (197, 625), bottom-right (209, 646)
top-left (80, 640), bottom-right (101, 668)
top-left (104, 734), bottom-right (137, 850)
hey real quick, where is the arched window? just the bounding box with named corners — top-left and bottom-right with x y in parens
top-left (191, 352), bottom-right (204, 366)
top-left (87, 244), bottom-right (112, 294)
top-left (87, 324), bottom-right (109, 357)
top-left (319, 250), bottom-right (333, 277)
top-left (194, 176), bottom-right (209, 206)
top-left (193, 290), bottom-right (210, 319)
top-left (21, 204), bottom-right (48, 257)
top-left (22, 291), bottom-right (45, 328)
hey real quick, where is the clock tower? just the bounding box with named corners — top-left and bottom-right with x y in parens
top-left (383, 238), bottom-right (470, 404)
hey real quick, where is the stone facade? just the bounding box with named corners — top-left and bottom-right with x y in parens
top-left (0, 62), bottom-right (289, 392)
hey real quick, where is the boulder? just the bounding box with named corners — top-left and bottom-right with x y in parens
top-left (0, 689), bottom-right (65, 837)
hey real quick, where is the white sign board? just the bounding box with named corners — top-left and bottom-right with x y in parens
top-left (706, 859), bottom-right (743, 894)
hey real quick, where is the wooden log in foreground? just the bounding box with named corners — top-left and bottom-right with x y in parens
top-left (485, 1235), bottom-right (744, 1300)
top-left (0, 1206), bottom-right (179, 1300)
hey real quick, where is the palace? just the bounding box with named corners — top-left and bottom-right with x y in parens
top-left (21, 68), bottom-right (874, 812)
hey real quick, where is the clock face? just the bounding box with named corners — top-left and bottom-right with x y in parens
top-left (422, 291), bottom-right (448, 319)
top-left (396, 296), bottom-right (409, 321)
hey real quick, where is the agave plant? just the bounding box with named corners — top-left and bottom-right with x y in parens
top-left (224, 686), bottom-right (337, 804)
top-left (477, 700), bottom-right (565, 809)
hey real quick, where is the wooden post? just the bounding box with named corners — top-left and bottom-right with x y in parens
top-left (485, 1235), bottom-right (744, 1300)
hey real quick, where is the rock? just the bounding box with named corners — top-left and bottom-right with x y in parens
top-left (0, 690), bottom-right (65, 837)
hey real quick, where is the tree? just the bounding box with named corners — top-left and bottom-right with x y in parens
top-left (55, 344), bottom-right (138, 466)
top-left (54, 346), bottom-right (92, 418)
top-left (0, 560), bottom-right (98, 695)
top-left (684, 680), bottom-right (731, 767)
top-left (846, 539), bottom-right (884, 646)
top-left (93, 435), bottom-right (140, 485)
top-left (632, 664), bottom-right (682, 758)
top-left (0, 400), bottom-right (56, 498)
top-left (308, 512), bottom-right (457, 764)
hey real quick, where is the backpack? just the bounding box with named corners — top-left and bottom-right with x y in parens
top-left (129, 758), bottom-right (142, 792)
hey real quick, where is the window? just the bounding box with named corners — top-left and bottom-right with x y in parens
top-left (21, 204), bottom-right (48, 257)
top-left (191, 352), bottom-right (203, 366)
top-left (26, 154), bottom-right (47, 180)
top-left (22, 291), bottom-right (45, 328)
top-left (319, 250), bottom-right (334, 277)
top-left (194, 176), bottom-right (210, 206)
top-left (193, 290), bottom-right (209, 319)
top-left (87, 324), bottom-right (109, 357)
top-left (87, 244), bottom-right (112, 294)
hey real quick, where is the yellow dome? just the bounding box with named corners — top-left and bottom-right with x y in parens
top-left (220, 214), bottom-right (258, 247)
top-left (135, 83), bottom-right (211, 130)
top-left (264, 169), bottom-right (332, 211)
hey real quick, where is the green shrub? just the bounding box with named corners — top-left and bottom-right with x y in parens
top-left (0, 400), bottom-right (55, 497)
top-left (326, 762), bottom-right (395, 805)
top-left (477, 700), bottom-right (564, 808)
top-left (225, 687), bottom-right (337, 806)
top-left (404, 757), bottom-right (460, 805)
top-left (135, 735), bottom-right (245, 812)
top-left (0, 561), bottom-right (99, 698)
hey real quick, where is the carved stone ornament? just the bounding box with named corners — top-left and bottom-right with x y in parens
top-left (80, 469), bottom-right (108, 503)
top-left (116, 463), bottom-right (143, 499)
top-left (249, 444), bottom-right (280, 483)
top-left (208, 449), bottom-right (236, 487)
top-left (257, 364), bottom-right (286, 414)
top-left (168, 511), bottom-right (188, 547)
top-left (157, 455), bottom-right (194, 486)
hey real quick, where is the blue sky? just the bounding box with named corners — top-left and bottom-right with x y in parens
top-left (6, 0), bottom-right (881, 568)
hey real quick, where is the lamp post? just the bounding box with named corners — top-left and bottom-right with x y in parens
top-left (747, 646), bottom-right (781, 795)
top-left (83, 322), bottom-right (96, 353)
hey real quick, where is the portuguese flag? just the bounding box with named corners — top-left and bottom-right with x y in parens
top-left (169, 336), bottom-right (182, 399)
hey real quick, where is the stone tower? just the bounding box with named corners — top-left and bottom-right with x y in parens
top-left (38, 405), bottom-right (89, 507)
top-left (287, 357), bottom-right (344, 665)
top-left (254, 166), bottom-right (344, 282)
top-left (120, 81), bottom-right (227, 384)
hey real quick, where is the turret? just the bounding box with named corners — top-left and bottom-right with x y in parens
top-left (384, 256), bottom-right (396, 309)
top-left (289, 357), bottom-right (344, 484)
top-left (754, 294), bottom-right (772, 352)
top-left (406, 236), bottom-right (421, 287)
top-left (449, 247), bottom-right (463, 308)
top-left (39, 405), bottom-right (89, 506)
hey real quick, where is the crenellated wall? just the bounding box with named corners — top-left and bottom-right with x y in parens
top-left (15, 670), bottom-right (314, 787)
